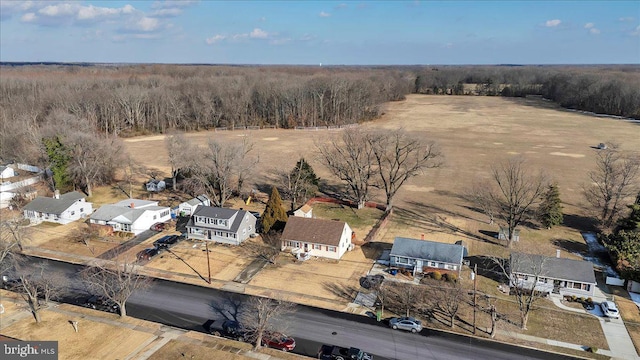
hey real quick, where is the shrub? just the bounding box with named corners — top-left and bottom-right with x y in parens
top-left (571, 295), bottom-right (577, 302)
top-left (431, 271), bottom-right (442, 280)
top-left (587, 297), bottom-right (593, 304)
top-left (579, 297), bottom-right (586, 303)
top-left (587, 346), bottom-right (598, 353)
top-left (445, 273), bottom-right (458, 282)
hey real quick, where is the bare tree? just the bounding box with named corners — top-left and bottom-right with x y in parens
top-left (240, 296), bottom-right (296, 351)
top-left (385, 281), bottom-right (425, 318)
top-left (243, 232), bottom-right (282, 265)
top-left (12, 261), bottom-right (68, 323)
top-left (369, 129), bottom-right (443, 212)
top-left (584, 144), bottom-right (640, 230)
top-left (472, 157), bottom-right (547, 247)
top-left (81, 256), bottom-right (151, 318)
top-left (0, 217), bottom-right (29, 277)
top-left (432, 280), bottom-right (466, 328)
top-left (166, 132), bottom-right (195, 191)
top-left (66, 132), bottom-right (124, 196)
top-left (466, 182), bottom-right (496, 224)
top-left (317, 128), bottom-right (377, 209)
top-left (493, 252), bottom-right (548, 330)
top-left (186, 138), bottom-right (258, 207)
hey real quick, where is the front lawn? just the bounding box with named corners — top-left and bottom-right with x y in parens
top-left (310, 202), bottom-right (383, 237)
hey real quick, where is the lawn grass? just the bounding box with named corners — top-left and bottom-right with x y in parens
top-left (626, 323), bottom-right (640, 357)
top-left (147, 340), bottom-right (249, 360)
top-left (310, 202), bottom-right (383, 236)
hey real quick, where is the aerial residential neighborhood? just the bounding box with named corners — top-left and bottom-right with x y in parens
top-left (1, 1), bottom-right (640, 360)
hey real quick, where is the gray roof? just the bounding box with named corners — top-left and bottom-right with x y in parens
top-left (90, 205), bottom-right (147, 223)
top-left (390, 237), bottom-right (465, 265)
top-left (189, 206), bottom-right (255, 233)
top-left (511, 253), bottom-right (596, 284)
top-left (113, 199), bottom-right (157, 208)
top-left (0, 166), bottom-right (7, 172)
top-left (23, 191), bottom-right (86, 214)
top-left (185, 195), bottom-right (210, 206)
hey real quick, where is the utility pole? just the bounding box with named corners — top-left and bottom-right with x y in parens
top-left (473, 263), bottom-right (478, 335)
top-left (206, 241), bottom-right (211, 284)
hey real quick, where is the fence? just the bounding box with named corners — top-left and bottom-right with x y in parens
top-left (0, 174), bottom-right (42, 192)
top-left (214, 124), bottom-right (359, 132)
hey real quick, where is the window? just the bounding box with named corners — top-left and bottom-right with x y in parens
top-left (582, 284), bottom-right (591, 291)
top-left (153, 215), bottom-right (157, 220)
top-left (429, 261), bottom-right (437, 267)
top-left (397, 257), bottom-right (409, 264)
top-left (573, 282), bottom-right (582, 289)
top-left (328, 246), bottom-right (336, 252)
top-left (80, 208), bottom-right (84, 212)
top-left (313, 244), bottom-right (322, 250)
top-left (71, 211), bottom-right (75, 216)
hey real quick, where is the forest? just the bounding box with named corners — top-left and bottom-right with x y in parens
top-left (1, 63), bottom-right (639, 165)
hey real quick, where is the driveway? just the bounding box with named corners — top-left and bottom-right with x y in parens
top-left (96, 230), bottom-right (156, 260)
top-left (591, 282), bottom-right (639, 359)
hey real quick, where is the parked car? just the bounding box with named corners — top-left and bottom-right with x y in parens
top-left (137, 248), bottom-right (159, 261)
top-left (84, 295), bottom-right (119, 313)
top-left (600, 301), bottom-right (620, 318)
top-left (318, 345), bottom-right (373, 360)
top-left (261, 331), bottom-right (296, 351)
top-left (208, 319), bottom-right (248, 342)
top-left (389, 317), bottom-right (423, 333)
top-left (153, 235), bottom-right (180, 249)
top-left (150, 222), bottom-right (166, 232)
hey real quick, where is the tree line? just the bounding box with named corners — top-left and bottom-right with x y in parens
top-left (413, 65), bottom-right (640, 119)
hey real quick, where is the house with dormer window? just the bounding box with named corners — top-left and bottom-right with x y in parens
top-left (186, 206), bottom-right (257, 245)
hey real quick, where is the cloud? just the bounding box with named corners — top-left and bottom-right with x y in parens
top-left (584, 23), bottom-right (594, 29)
top-left (631, 25), bottom-right (640, 37)
top-left (259, 16), bottom-right (266, 22)
top-left (334, 3), bottom-right (348, 9)
top-left (269, 38), bottom-right (291, 45)
top-left (619, 17), bottom-right (635, 22)
top-left (319, 11), bottom-right (331, 17)
top-left (21, 12), bottom-right (37, 23)
top-left (150, 8), bottom-right (183, 17)
top-left (250, 28), bottom-right (268, 39)
top-left (151, 0), bottom-right (198, 9)
top-left (1, 0), bottom-right (39, 20)
top-left (205, 34), bottom-right (226, 44)
top-left (589, 28), bottom-right (600, 35)
top-left (584, 23), bottom-right (600, 35)
top-left (299, 33), bottom-right (314, 41)
top-left (544, 19), bottom-right (561, 27)
top-left (134, 17), bottom-right (161, 32)
top-left (77, 4), bottom-right (134, 20)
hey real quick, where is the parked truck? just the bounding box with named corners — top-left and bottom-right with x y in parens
top-left (318, 345), bottom-right (373, 360)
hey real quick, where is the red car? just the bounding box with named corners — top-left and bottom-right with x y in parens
top-left (261, 331), bottom-right (295, 352)
top-left (150, 222), bottom-right (166, 232)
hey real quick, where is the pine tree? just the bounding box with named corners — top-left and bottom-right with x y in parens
top-left (262, 186), bottom-right (288, 233)
top-left (43, 136), bottom-right (72, 192)
top-left (286, 158), bottom-right (320, 211)
top-left (537, 183), bottom-right (563, 229)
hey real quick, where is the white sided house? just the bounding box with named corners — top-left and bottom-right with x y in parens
top-left (293, 204), bottom-right (313, 218)
top-left (0, 165), bottom-right (16, 179)
top-left (186, 206), bottom-right (257, 245)
top-left (510, 252), bottom-right (597, 298)
top-left (178, 195), bottom-right (211, 217)
top-left (89, 199), bottom-right (171, 235)
top-left (281, 217), bottom-right (353, 260)
top-left (23, 191), bottom-right (92, 225)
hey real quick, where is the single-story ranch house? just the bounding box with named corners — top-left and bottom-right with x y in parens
top-left (23, 191), bottom-right (92, 225)
top-left (509, 252), bottom-right (597, 297)
top-left (89, 199), bottom-right (171, 235)
top-left (281, 216), bottom-right (353, 260)
top-left (389, 237), bottom-right (466, 275)
top-left (186, 206), bottom-right (257, 245)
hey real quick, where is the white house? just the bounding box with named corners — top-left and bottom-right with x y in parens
top-left (23, 191), bottom-right (93, 225)
top-left (146, 179), bottom-right (166, 192)
top-left (90, 199), bottom-right (171, 235)
top-left (281, 217), bottom-right (353, 260)
top-left (293, 204), bottom-right (313, 218)
top-left (0, 166), bottom-right (16, 180)
top-left (178, 195), bottom-right (211, 216)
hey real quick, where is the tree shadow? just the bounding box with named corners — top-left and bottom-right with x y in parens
top-left (208, 293), bottom-right (246, 322)
top-left (465, 255), bottom-right (507, 283)
top-left (563, 213), bottom-right (599, 233)
top-left (551, 238), bottom-right (589, 256)
top-left (360, 241), bottom-right (392, 261)
top-left (322, 281), bottom-right (360, 303)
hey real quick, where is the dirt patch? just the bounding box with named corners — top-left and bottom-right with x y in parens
top-left (549, 152), bottom-right (585, 158)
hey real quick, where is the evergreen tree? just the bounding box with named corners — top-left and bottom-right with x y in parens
top-left (537, 183), bottom-right (563, 229)
top-left (43, 136), bottom-right (72, 192)
top-left (286, 158), bottom-right (320, 211)
top-left (262, 187), bottom-right (288, 233)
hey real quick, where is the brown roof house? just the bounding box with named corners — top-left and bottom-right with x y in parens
top-left (293, 204), bottom-right (313, 218)
top-left (281, 216), bottom-right (353, 260)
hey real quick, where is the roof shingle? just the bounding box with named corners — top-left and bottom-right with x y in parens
top-left (281, 216), bottom-right (347, 246)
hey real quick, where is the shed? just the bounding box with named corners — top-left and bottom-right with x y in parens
top-left (293, 204), bottom-right (313, 218)
top-left (146, 179), bottom-right (166, 192)
top-left (0, 166), bottom-right (16, 179)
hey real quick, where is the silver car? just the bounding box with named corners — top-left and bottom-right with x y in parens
top-left (389, 317), bottom-right (423, 333)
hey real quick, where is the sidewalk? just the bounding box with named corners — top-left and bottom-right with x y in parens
top-left (496, 329), bottom-right (613, 358)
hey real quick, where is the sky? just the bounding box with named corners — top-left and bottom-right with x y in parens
top-left (0, 0), bottom-right (639, 65)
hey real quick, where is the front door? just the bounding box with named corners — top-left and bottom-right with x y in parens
top-left (304, 243), bottom-right (309, 251)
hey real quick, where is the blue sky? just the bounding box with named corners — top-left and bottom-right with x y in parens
top-left (1, 0), bottom-right (638, 64)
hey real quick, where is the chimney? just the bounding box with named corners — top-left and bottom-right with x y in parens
top-left (421, 233), bottom-right (424, 240)
top-left (130, 202), bottom-right (135, 209)
top-left (54, 190), bottom-right (60, 199)
top-left (556, 249), bottom-right (561, 258)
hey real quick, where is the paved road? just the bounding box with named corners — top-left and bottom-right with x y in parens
top-left (30, 258), bottom-right (579, 360)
